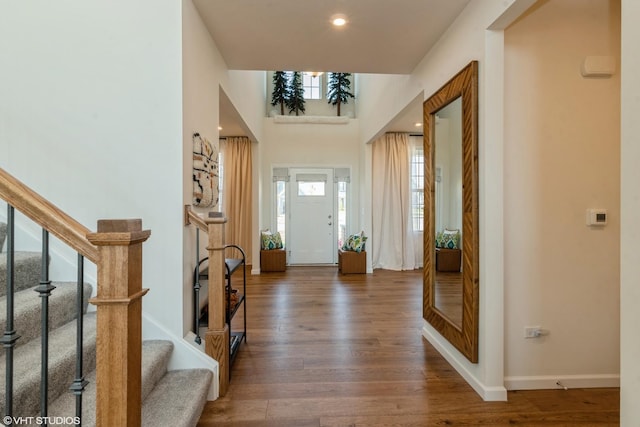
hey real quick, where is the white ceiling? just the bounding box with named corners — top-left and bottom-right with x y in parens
top-left (194, 0), bottom-right (470, 74)
top-left (194, 0), bottom-right (471, 136)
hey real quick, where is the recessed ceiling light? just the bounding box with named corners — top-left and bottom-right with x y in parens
top-left (415, 122), bottom-right (422, 127)
top-left (218, 126), bottom-right (223, 131)
top-left (332, 14), bottom-right (347, 27)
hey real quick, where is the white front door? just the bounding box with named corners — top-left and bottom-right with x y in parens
top-left (289, 168), bottom-right (335, 264)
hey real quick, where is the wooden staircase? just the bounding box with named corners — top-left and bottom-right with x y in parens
top-left (1, 168), bottom-right (212, 426)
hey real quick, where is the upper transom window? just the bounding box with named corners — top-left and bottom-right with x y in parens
top-left (302, 72), bottom-right (322, 99)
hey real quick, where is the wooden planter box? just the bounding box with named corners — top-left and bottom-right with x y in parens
top-left (260, 249), bottom-right (286, 272)
top-left (338, 250), bottom-right (366, 274)
top-left (435, 248), bottom-right (461, 272)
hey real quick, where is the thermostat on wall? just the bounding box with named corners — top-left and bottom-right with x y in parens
top-left (586, 209), bottom-right (607, 226)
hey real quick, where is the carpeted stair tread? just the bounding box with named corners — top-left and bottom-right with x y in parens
top-left (0, 251), bottom-right (45, 297)
top-left (141, 369), bottom-right (213, 427)
top-left (0, 312), bottom-right (97, 417)
top-left (0, 282), bottom-right (92, 351)
top-left (43, 340), bottom-right (177, 427)
top-left (0, 223), bottom-right (212, 424)
top-left (141, 340), bottom-right (174, 402)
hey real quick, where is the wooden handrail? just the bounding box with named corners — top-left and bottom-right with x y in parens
top-left (185, 204), bottom-right (230, 395)
top-left (1, 167), bottom-right (150, 425)
top-left (184, 205), bottom-right (208, 232)
top-left (0, 167), bottom-right (98, 263)
top-left (185, 204), bottom-right (226, 231)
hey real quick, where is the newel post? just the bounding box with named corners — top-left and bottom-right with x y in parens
top-left (87, 219), bottom-right (151, 427)
top-left (203, 215), bottom-right (229, 396)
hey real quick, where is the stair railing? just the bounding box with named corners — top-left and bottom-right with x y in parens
top-left (184, 205), bottom-right (230, 396)
top-left (0, 167), bottom-right (150, 426)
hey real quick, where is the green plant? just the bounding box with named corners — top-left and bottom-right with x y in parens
top-left (327, 73), bottom-right (355, 116)
top-left (270, 71), bottom-right (289, 115)
top-left (286, 71), bottom-right (306, 116)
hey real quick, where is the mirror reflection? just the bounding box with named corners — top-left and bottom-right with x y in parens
top-left (433, 97), bottom-right (463, 327)
top-left (423, 60), bottom-right (478, 363)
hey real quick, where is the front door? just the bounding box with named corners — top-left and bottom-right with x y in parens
top-left (289, 168), bottom-right (335, 264)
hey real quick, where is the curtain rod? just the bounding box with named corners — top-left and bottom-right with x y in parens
top-left (219, 136), bottom-right (251, 140)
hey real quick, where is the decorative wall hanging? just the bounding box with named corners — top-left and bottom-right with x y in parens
top-left (192, 132), bottom-right (219, 208)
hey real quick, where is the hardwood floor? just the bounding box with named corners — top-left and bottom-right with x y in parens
top-left (197, 267), bottom-right (619, 426)
top-left (434, 271), bottom-right (463, 326)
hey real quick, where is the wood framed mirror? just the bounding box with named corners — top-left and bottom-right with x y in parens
top-left (423, 61), bottom-right (479, 363)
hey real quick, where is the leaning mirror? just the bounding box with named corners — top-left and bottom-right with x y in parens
top-left (423, 61), bottom-right (479, 363)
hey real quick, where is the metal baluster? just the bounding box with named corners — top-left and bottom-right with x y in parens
top-left (1, 205), bottom-right (20, 417)
top-left (242, 251), bottom-right (247, 345)
top-left (69, 253), bottom-right (87, 425)
top-left (194, 228), bottom-right (202, 344)
top-left (35, 230), bottom-right (55, 425)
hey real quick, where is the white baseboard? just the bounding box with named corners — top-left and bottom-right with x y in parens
top-left (422, 326), bottom-right (507, 401)
top-left (504, 374), bottom-right (620, 390)
top-left (142, 314), bottom-right (219, 400)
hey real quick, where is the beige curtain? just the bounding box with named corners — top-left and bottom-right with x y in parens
top-left (372, 132), bottom-right (416, 270)
top-left (221, 136), bottom-right (252, 265)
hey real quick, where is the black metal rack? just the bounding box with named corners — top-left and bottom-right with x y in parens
top-left (193, 244), bottom-right (247, 370)
top-left (221, 245), bottom-right (247, 367)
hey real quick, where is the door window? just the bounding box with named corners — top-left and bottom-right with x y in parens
top-left (297, 181), bottom-right (325, 196)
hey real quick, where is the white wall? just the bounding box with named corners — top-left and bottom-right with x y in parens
top-left (620, 0), bottom-right (640, 424)
top-left (265, 72), bottom-right (356, 118)
top-left (357, 74), bottom-right (423, 145)
top-left (386, 0), bottom-right (620, 399)
top-left (0, 0), bottom-right (264, 391)
top-left (0, 0), bottom-right (185, 332)
top-left (227, 70), bottom-right (266, 142)
top-left (357, 0), bottom-right (532, 400)
top-left (435, 100), bottom-right (463, 235)
top-left (182, 0), bottom-right (225, 336)
top-left (503, 0), bottom-right (620, 390)
top-left (435, 123), bottom-right (450, 234)
top-left (258, 118), bottom-right (362, 268)
top-left (5, 0), bottom-right (636, 414)
top-left (182, 0), bottom-right (266, 334)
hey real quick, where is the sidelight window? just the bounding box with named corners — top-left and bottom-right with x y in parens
top-left (273, 168), bottom-right (289, 245)
top-left (411, 143), bottom-right (424, 232)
